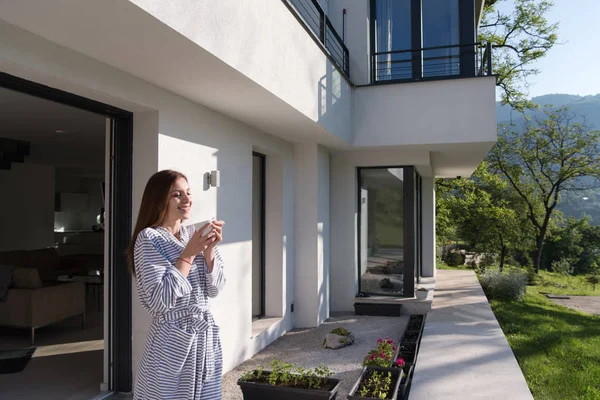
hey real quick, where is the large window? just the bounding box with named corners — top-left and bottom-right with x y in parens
top-left (370, 0), bottom-right (475, 82)
top-left (358, 167), bottom-right (422, 297)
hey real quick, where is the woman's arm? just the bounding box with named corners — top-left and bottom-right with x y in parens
top-left (204, 247), bottom-right (226, 298)
top-left (134, 229), bottom-right (192, 313)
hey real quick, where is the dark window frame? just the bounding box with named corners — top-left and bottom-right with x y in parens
top-left (356, 165), bottom-right (420, 298)
top-left (252, 151), bottom-right (266, 320)
top-left (0, 71), bottom-right (133, 393)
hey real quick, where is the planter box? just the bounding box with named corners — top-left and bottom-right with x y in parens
top-left (406, 315), bottom-right (425, 332)
top-left (237, 371), bottom-right (341, 400)
top-left (397, 364), bottom-right (414, 400)
top-left (0, 347), bottom-right (36, 374)
top-left (348, 366), bottom-right (402, 400)
top-left (354, 302), bottom-right (402, 317)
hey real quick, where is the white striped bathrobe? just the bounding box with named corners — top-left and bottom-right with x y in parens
top-left (132, 225), bottom-right (225, 400)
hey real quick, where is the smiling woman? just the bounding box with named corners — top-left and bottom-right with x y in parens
top-left (127, 169), bottom-right (227, 400)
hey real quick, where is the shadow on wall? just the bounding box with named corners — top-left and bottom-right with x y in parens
top-left (318, 61), bottom-right (352, 144)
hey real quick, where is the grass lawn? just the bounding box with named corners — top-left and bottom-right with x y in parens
top-left (490, 290), bottom-right (600, 400)
top-left (437, 262), bottom-right (600, 399)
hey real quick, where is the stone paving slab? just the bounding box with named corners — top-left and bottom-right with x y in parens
top-left (548, 295), bottom-right (600, 316)
top-left (409, 270), bottom-right (534, 400)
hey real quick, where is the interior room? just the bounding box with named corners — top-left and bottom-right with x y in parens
top-left (0, 87), bottom-right (107, 399)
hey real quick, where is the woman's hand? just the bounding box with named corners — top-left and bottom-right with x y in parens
top-left (180, 222), bottom-right (217, 260)
top-left (204, 220), bottom-right (224, 272)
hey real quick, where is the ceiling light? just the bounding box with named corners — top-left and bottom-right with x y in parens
top-left (55, 130), bottom-right (67, 134)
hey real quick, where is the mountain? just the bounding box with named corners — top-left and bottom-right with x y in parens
top-left (496, 94), bottom-right (600, 225)
top-left (496, 94), bottom-right (600, 128)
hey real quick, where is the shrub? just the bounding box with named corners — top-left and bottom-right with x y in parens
top-left (479, 270), bottom-right (527, 301)
top-left (526, 268), bottom-right (543, 286)
top-left (444, 251), bottom-right (465, 267)
top-left (552, 259), bottom-right (574, 276)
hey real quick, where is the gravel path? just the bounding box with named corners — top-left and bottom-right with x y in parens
top-left (222, 313), bottom-right (408, 399)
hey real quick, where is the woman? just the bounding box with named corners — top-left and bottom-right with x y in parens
top-left (127, 170), bottom-right (226, 400)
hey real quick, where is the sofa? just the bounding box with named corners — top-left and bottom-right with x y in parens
top-left (0, 248), bottom-right (87, 344)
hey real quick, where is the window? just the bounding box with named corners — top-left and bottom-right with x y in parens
top-left (358, 168), bottom-right (406, 296)
top-left (252, 152), bottom-right (266, 320)
top-left (370, 0), bottom-right (475, 82)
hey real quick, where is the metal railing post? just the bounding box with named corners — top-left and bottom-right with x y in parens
top-left (486, 42), bottom-right (493, 75)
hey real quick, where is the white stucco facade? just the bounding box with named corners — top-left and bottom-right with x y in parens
top-left (0, 0), bottom-right (496, 394)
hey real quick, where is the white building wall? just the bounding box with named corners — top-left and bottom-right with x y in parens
top-left (128, 0), bottom-right (354, 145)
top-left (317, 145), bottom-right (331, 323)
top-left (329, 0), bottom-right (370, 85)
top-left (422, 177), bottom-right (436, 278)
top-left (0, 19), bottom-right (296, 378)
top-left (353, 77), bottom-right (497, 147)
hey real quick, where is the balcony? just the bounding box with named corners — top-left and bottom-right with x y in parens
top-left (281, 0), bottom-right (350, 79)
top-left (371, 42), bottom-right (493, 84)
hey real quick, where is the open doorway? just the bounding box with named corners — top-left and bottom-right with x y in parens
top-left (0, 74), bottom-right (132, 398)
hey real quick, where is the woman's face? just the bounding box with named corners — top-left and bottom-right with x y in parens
top-left (165, 177), bottom-right (192, 222)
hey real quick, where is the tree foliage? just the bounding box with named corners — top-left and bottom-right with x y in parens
top-left (437, 162), bottom-right (531, 271)
top-left (487, 107), bottom-right (600, 272)
top-left (479, 0), bottom-right (559, 110)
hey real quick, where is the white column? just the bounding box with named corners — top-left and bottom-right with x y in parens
top-left (293, 143), bottom-right (330, 327)
top-left (421, 177), bottom-right (436, 278)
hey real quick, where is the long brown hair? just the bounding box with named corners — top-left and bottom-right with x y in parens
top-left (126, 170), bottom-right (188, 275)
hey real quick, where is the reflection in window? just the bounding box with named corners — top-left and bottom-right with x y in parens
top-left (422, 0), bottom-right (460, 77)
top-left (373, 0), bottom-right (412, 81)
top-left (359, 168), bottom-right (405, 296)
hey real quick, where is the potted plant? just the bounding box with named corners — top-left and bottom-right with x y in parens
top-left (362, 338), bottom-right (397, 368)
top-left (237, 358), bottom-right (341, 400)
top-left (415, 287), bottom-right (428, 300)
top-left (348, 366), bottom-right (402, 400)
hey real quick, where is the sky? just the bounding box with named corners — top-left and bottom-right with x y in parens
top-left (496, 0), bottom-right (600, 99)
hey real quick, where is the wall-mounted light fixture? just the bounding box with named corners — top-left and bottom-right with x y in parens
top-left (207, 170), bottom-right (221, 187)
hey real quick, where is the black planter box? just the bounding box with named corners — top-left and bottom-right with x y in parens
top-left (237, 371), bottom-right (341, 400)
top-left (397, 364), bottom-right (414, 400)
top-left (397, 351), bottom-right (415, 364)
top-left (0, 347), bottom-right (36, 374)
top-left (354, 302), bottom-right (402, 317)
top-left (348, 366), bottom-right (402, 400)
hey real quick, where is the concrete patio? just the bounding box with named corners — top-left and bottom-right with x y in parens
top-left (409, 270), bottom-right (533, 400)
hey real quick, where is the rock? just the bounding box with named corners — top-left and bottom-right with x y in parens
top-left (323, 333), bottom-right (354, 349)
top-left (380, 278), bottom-right (393, 289)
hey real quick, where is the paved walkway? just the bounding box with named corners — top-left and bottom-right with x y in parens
top-left (548, 295), bottom-right (600, 316)
top-left (409, 270), bottom-right (533, 400)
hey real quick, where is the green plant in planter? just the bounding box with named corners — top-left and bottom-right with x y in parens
top-left (358, 370), bottom-right (393, 399)
top-left (239, 358), bottom-right (334, 390)
top-left (363, 338), bottom-right (397, 368)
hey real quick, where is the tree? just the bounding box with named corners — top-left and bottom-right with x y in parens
top-left (479, 0), bottom-right (559, 110)
top-left (488, 107), bottom-right (600, 273)
top-left (439, 163), bottom-right (531, 271)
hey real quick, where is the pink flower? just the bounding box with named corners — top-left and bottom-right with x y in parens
top-left (377, 338), bottom-right (383, 344)
top-left (387, 339), bottom-right (394, 344)
top-left (370, 354), bottom-right (375, 361)
top-left (396, 358), bottom-right (405, 367)
top-left (392, 346), bottom-right (397, 351)
top-left (380, 353), bottom-right (386, 359)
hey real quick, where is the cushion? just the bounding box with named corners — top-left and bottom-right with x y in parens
top-left (10, 268), bottom-right (42, 289)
